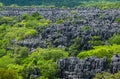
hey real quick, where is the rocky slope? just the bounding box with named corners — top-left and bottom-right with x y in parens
top-left (1, 7), bottom-right (120, 52)
top-left (0, 7), bottom-right (120, 79)
top-left (58, 54), bottom-right (120, 79)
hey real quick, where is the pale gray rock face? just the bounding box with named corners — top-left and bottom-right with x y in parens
top-left (58, 55), bottom-right (120, 79)
top-left (110, 54), bottom-right (120, 74)
top-left (58, 57), bottom-right (107, 79)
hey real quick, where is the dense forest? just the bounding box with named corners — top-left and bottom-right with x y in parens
top-left (0, 0), bottom-right (119, 7)
top-left (0, 0), bottom-right (120, 79)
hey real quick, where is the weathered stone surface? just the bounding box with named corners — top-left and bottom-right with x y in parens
top-left (58, 57), bottom-right (107, 79)
top-left (58, 55), bottom-right (120, 79)
top-left (110, 54), bottom-right (120, 74)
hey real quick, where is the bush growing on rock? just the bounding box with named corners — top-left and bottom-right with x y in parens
top-left (94, 71), bottom-right (120, 79)
top-left (21, 48), bottom-right (68, 79)
top-left (20, 13), bottom-right (51, 29)
top-left (37, 60), bottom-right (58, 79)
top-left (28, 48), bottom-right (69, 61)
top-left (81, 1), bottom-right (120, 9)
top-left (0, 2), bottom-right (3, 7)
top-left (115, 17), bottom-right (120, 23)
top-left (109, 34), bottom-right (120, 45)
top-left (56, 19), bottom-right (64, 24)
top-left (13, 46), bottom-right (30, 58)
top-left (0, 49), bottom-right (6, 57)
top-left (5, 27), bottom-right (38, 40)
top-left (77, 45), bottom-right (120, 62)
top-left (88, 36), bottom-right (103, 46)
top-left (0, 56), bottom-right (15, 68)
top-left (69, 36), bottom-right (81, 56)
top-left (0, 68), bottom-right (18, 79)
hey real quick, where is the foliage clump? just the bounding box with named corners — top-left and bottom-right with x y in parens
top-left (94, 71), bottom-right (120, 79)
top-left (0, 68), bottom-right (18, 79)
top-left (108, 34), bottom-right (120, 45)
top-left (21, 48), bottom-right (68, 79)
top-left (77, 45), bottom-right (120, 62)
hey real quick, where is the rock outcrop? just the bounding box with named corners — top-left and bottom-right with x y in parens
top-left (58, 55), bottom-right (120, 79)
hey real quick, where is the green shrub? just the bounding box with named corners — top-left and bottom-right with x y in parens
top-left (13, 46), bottom-right (30, 58)
top-left (37, 60), bottom-right (58, 79)
top-left (81, 26), bottom-right (91, 31)
top-left (77, 45), bottom-right (120, 62)
top-left (0, 16), bottom-right (18, 25)
top-left (0, 2), bottom-right (3, 7)
top-left (29, 48), bottom-right (68, 61)
top-left (0, 49), bottom-right (6, 57)
top-left (10, 4), bottom-right (19, 7)
top-left (88, 36), bottom-right (103, 46)
top-left (94, 71), bottom-right (120, 79)
top-left (69, 36), bottom-right (81, 56)
top-left (56, 19), bottom-right (64, 24)
top-left (109, 34), bottom-right (120, 45)
top-left (0, 56), bottom-right (15, 68)
top-left (21, 48), bottom-right (68, 79)
top-left (37, 76), bottom-right (48, 79)
top-left (80, 1), bottom-right (120, 10)
top-left (0, 68), bottom-right (18, 79)
top-left (32, 12), bottom-right (43, 19)
top-left (20, 13), bottom-right (51, 28)
top-left (115, 17), bottom-right (120, 23)
top-left (5, 27), bottom-right (38, 40)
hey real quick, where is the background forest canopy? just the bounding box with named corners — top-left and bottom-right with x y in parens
top-left (0, 0), bottom-right (120, 8)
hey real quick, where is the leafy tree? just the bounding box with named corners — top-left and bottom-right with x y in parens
top-left (37, 76), bottom-right (48, 79)
top-left (0, 0), bottom-right (120, 8)
top-left (28, 48), bottom-right (68, 62)
top-left (13, 46), bottom-right (30, 58)
top-left (0, 56), bottom-right (15, 68)
top-left (10, 4), bottom-right (18, 7)
top-left (109, 34), bottom-right (120, 45)
top-left (0, 2), bottom-right (3, 7)
top-left (20, 13), bottom-right (51, 29)
top-left (94, 71), bottom-right (120, 79)
top-left (0, 68), bottom-right (18, 79)
top-left (0, 49), bottom-right (6, 57)
top-left (37, 60), bottom-right (58, 79)
top-left (115, 17), bottom-right (120, 23)
top-left (5, 27), bottom-right (38, 40)
top-left (69, 36), bottom-right (81, 56)
top-left (56, 19), bottom-right (64, 24)
top-left (32, 12), bottom-right (40, 18)
top-left (88, 36), bottom-right (103, 46)
top-left (21, 48), bottom-right (68, 79)
top-left (81, 26), bottom-right (91, 32)
top-left (77, 45), bottom-right (120, 62)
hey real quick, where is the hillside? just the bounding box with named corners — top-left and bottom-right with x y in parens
top-left (0, 0), bottom-right (119, 7)
top-left (0, 6), bottom-right (120, 78)
top-left (0, 1), bottom-right (120, 79)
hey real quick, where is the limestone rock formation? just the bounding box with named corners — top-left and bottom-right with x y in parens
top-left (58, 55), bottom-right (120, 79)
top-left (58, 57), bottom-right (107, 79)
